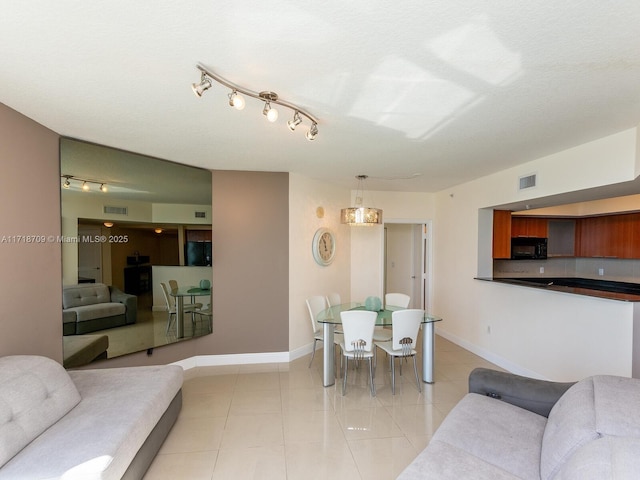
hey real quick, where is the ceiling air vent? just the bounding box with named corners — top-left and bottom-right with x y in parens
top-left (103, 205), bottom-right (128, 216)
top-left (195, 211), bottom-right (207, 219)
top-left (518, 174), bottom-right (537, 191)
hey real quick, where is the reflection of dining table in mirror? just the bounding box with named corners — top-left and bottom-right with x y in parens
top-left (170, 287), bottom-right (212, 338)
top-left (316, 303), bottom-right (442, 388)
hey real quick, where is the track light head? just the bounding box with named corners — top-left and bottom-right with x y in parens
top-left (100, 184), bottom-right (107, 192)
top-left (82, 181), bottom-right (90, 192)
top-left (287, 111), bottom-right (302, 131)
top-left (228, 90), bottom-right (245, 110)
top-left (306, 122), bottom-right (318, 141)
top-left (262, 101), bottom-right (278, 122)
top-left (192, 73), bottom-right (212, 97)
top-left (62, 177), bottom-right (71, 189)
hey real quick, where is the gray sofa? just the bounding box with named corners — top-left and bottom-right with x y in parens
top-left (398, 368), bottom-right (640, 479)
top-left (63, 283), bottom-right (137, 335)
top-left (0, 355), bottom-right (182, 480)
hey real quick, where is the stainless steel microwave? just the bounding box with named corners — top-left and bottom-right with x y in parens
top-left (511, 237), bottom-right (547, 260)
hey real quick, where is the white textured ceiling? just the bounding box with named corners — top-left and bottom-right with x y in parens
top-left (2, 1), bottom-right (640, 193)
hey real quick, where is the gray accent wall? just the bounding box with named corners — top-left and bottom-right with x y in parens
top-left (0, 103), bottom-right (62, 361)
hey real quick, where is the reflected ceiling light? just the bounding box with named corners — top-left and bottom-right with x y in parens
top-left (103, 222), bottom-right (114, 228)
top-left (192, 63), bottom-right (319, 139)
top-left (340, 175), bottom-right (383, 226)
top-left (287, 111), bottom-right (302, 131)
top-left (154, 228), bottom-right (163, 234)
top-left (191, 72), bottom-right (212, 97)
top-left (60, 175), bottom-right (109, 193)
top-left (228, 90), bottom-right (245, 110)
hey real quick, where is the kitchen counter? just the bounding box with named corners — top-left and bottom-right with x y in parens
top-left (476, 277), bottom-right (640, 302)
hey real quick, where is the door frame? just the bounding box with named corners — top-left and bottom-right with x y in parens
top-left (382, 218), bottom-right (433, 311)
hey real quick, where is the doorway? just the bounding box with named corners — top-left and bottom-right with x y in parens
top-left (77, 225), bottom-right (103, 283)
top-left (384, 223), bottom-right (430, 310)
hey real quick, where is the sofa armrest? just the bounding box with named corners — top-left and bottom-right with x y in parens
top-left (468, 368), bottom-right (575, 417)
top-left (109, 286), bottom-right (137, 325)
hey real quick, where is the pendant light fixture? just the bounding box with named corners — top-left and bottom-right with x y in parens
top-left (340, 175), bottom-right (383, 226)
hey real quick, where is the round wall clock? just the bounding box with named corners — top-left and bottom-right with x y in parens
top-left (312, 227), bottom-right (336, 266)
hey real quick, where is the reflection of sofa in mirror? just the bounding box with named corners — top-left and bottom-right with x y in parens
top-left (62, 283), bottom-right (137, 335)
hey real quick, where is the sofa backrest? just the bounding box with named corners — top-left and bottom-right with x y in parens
top-left (0, 356), bottom-right (81, 468)
top-left (63, 283), bottom-right (111, 309)
top-left (541, 375), bottom-right (640, 480)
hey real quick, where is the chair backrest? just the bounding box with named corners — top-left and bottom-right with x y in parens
top-left (160, 282), bottom-right (174, 310)
top-left (340, 310), bottom-right (377, 353)
top-left (306, 295), bottom-right (327, 332)
top-left (168, 279), bottom-right (178, 291)
top-left (391, 309), bottom-right (423, 351)
top-left (326, 292), bottom-right (341, 307)
top-left (385, 292), bottom-right (410, 308)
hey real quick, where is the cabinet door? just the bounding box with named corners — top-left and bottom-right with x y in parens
top-left (493, 210), bottom-right (512, 259)
top-left (511, 217), bottom-right (548, 237)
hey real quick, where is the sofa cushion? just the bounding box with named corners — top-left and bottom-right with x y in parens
top-left (398, 393), bottom-right (546, 480)
top-left (63, 283), bottom-right (111, 309)
top-left (0, 356), bottom-right (81, 468)
top-left (541, 375), bottom-right (640, 480)
top-left (0, 364), bottom-right (183, 480)
top-left (553, 436), bottom-right (640, 480)
top-left (65, 302), bottom-right (125, 322)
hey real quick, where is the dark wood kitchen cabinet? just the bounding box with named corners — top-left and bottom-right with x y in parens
top-left (576, 213), bottom-right (640, 258)
top-left (511, 217), bottom-right (548, 238)
top-left (493, 210), bottom-right (512, 259)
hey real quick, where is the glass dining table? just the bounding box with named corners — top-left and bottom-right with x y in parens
top-left (316, 303), bottom-right (442, 388)
top-left (170, 286), bottom-right (211, 338)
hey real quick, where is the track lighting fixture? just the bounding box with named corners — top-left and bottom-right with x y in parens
top-left (192, 63), bottom-right (319, 140)
top-left (191, 72), bottom-right (212, 97)
top-left (60, 175), bottom-right (108, 193)
top-left (287, 111), bottom-right (302, 131)
top-left (306, 122), bottom-right (318, 141)
top-left (228, 90), bottom-right (245, 110)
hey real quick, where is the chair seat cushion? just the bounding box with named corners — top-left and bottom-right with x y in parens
top-left (375, 340), bottom-right (417, 356)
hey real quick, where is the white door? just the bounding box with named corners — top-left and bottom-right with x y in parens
top-left (77, 225), bottom-right (103, 283)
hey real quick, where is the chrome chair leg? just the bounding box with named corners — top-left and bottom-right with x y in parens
top-left (412, 355), bottom-right (421, 393)
top-left (309, 338), bottom-right (318, 368)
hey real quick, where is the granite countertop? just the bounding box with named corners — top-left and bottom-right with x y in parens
top-left (476, 277), bottom-right (640, 302)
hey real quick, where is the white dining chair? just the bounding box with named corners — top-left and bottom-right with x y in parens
top-left (340, 310), bottom-right (377, 396)
top-left (326, 292), bottom-right (341, 307)
top-left (306, 295), bottom-right (342, 368)
top-left (375, 309), bottom-right (424, 394)
top-left (385, 292), bottom-right (411, 308)
top-left (160, 282), bottom-right (201, 334)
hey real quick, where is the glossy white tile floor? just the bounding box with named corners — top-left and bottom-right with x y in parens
top-left (143, 335), bottom-right (501, 480)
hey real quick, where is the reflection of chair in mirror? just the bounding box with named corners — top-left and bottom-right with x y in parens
top-left (306, 295), bottom-right (342, 368)
top-left (326, 292), bottom-right (341, 307)
top-left (168, 279), bottom-right (178, 291)
top-left (340, 310), bottom-right (377, 396)
top-left (375, 309), bottom-right (423, 395)
top-left (160, 282), bottom-right (201, 334)
top-left (168, 279), bottom-right (202, 310)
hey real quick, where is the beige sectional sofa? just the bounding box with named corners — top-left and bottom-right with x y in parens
top-left (398, 368), bottom-right (640, 480)
top-left (0, 355), bottom-right (182, 480)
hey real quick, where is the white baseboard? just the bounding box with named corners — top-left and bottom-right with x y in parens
top-left (435, 327), bottom-right (549, 380)
top-left (171, 342), bottom-right (318, 370)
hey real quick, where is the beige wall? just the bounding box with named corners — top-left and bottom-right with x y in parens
top-left (0, 103), bottom-right (62, 361)
top-left (288, 174), bottom-right (351, 356)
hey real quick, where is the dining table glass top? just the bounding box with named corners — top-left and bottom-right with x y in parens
top-left (170, 286), bottom-right (212, 297)
top-left (316, 302), bottom-right (442, 326)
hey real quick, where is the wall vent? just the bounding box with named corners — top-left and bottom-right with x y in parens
top-left (195, 211), bottom-right (207, 219)
top-left (103, 205), bottom-right (128, 216)
top-left (518, 174), bottom-right (537, 190)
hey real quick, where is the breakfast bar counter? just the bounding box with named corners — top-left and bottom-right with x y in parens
top-left (476, 277), bottom-right (640, 302)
